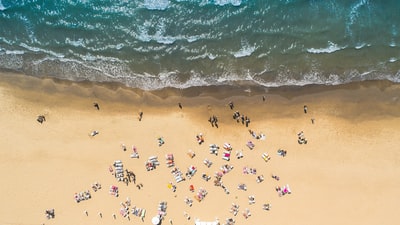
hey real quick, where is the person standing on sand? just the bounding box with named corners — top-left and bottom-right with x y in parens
top-left (304, 105), bottom-right (308, 114)
top-left (139, 111), bottom-right (143, 121)
top-left (93, 102), bottom-right (100, 110)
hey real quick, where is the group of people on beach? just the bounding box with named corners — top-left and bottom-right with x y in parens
top-left (38, 98), bottom-right (310, 224)
top-left (232, 111), bottom-right (251, 127)
top-left (208, 115), bottom-right (219, 128)
top-left (45, 209), bottom-right (55, 220)
top-left (37, 115), bottom-right (46, 124)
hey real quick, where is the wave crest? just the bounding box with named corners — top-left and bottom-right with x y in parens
top-left (307, 41), bottom-right (345, 54)
top-left (141, 0), bottom-right (170, 10)
top-left (214, 0), bottom-right (243, 6)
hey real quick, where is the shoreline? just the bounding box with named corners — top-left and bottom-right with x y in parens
top-left (1, 72), bottom-right (399, 121)
top-left (0, 70), bottom-right (398, 98)
top-left (1, 72), bottom-right (400, 225)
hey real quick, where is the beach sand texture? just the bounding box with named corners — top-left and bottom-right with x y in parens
top-left (0, 73), bottom-right (400, 225)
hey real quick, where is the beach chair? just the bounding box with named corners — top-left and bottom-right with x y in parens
top-left (187, 165), bottom-right (197, 176)
top-left (166, 160), bottom-right (174, 167)
top-left (223, 143), bottom-right (232, 151)
top-left (263, 203), bottom-right (271, 210)
top-left (262, 153), bottom-right (271, 162)
top-left (114, 160), bottom-right (122, 165)
top-left (222, 151), bottom-right (231, 161)
top-left (203, 158), bottom-right (213, 168)
top-left (209, 148), bottom-right (218, 155)
top-left (246, 141), bottom-right (255, 150)
top-left (146, 161), bottom-right (155, 171)
top-left (283, 184), bottom-right (291, 194)
top-left (120, 207), bottom-right (128, 217)
top-left (149, 156), bottom-right (158, 161)
top-left (209, 144), bottom-right (219, 155)
top-left (237, 183), bottom-right (247, 191)
top-left (175, 174), bottom-right (184, 183)
top-left (130, 146), bottom-right (139, 158)
top-left (248, 195), bottom-right (255, 205)
top-left (209, 144), bottom-right (219, 149)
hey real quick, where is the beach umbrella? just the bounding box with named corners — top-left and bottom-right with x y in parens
top-left (151, 216), bottom-right (160, 225)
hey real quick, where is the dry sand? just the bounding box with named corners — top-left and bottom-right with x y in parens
top-left (0, 72), bottom-right (400, 225)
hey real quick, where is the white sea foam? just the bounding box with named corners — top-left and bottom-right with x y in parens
top-left (0, 0), bottom-right (6, 11)
top-left (389, 58), bottom-right (398, 63)
top-left (346, 0), bottom-right (368, 36)
top-left (141, 0), bottom-right (170, 10)
top-left (214, 0), bottom-right (242, 6)
top-left (5, 50), bottom-right (25, 55)
top-left (135, 19), bottom-right (178, 45)
top-left (65, 38), bottom-right (85, 47)
top-left (186, 52), bottom-right (218, 61)
top-left (177, 0), bottom-right (242, 7)
top-left (355, 43), bottom-right (367, 49)
top-left (307, 41), bottom-right (345, 54)
top-left (233, 41), bottom-right (256, 58)
top-left (19, 43), bottom-right (65, 58)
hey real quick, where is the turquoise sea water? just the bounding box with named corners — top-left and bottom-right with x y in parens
top-left (0, 0), bottom-right (399, 90)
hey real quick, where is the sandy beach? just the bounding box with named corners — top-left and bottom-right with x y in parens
top-left (0, 72), bottom-right (400, 225)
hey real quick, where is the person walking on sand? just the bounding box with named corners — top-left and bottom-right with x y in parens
top-left (208, 116), bottom-right (214, 127)
top-left (229, 101), bottom-right (234, 110)
top-left (213, 115), bottom-right (219, 128)
top-left (178, 103), bottom-right (182, 109)
top-left (304, 105), bottom-right (308, 114)
top-left (138, 111), bottom-right (143, 121)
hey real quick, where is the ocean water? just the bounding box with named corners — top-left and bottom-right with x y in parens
top-left (0, 0), bottom-right (399, 90)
